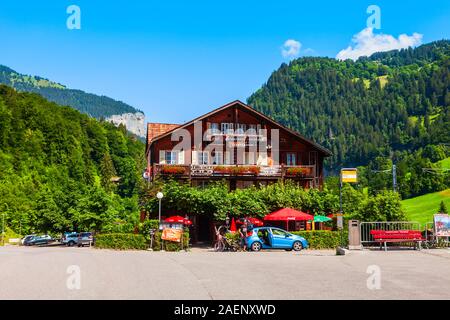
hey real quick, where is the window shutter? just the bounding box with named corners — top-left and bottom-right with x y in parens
top-left (225, 151), bottom-right (232, 165)
top-left (178, 150), bottom-right (185, 165)
top-left (257, 152), bottom-right (268, 166)
top-left (191, 151), bottom-right (198, 165)
top-left (159, 150), bottom-right (166, 164)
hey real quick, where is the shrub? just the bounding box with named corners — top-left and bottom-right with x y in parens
top-left (95, 233), bottom-right (147, 250)
top-left (139, 219), bottom-right (160, 241)
top-left (291, 230), bottom-right (348, 249)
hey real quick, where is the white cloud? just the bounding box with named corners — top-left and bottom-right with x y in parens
top-left (282, 39), bottom-right (301, 58)
top-left (336, 28), bottom-right (423, 61)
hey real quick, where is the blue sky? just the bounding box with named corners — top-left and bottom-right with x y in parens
top-left (0, 1), bottom-right (449, 123)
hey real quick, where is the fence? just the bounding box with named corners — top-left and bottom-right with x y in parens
top-left (360, 221), bottom-right (421, 245)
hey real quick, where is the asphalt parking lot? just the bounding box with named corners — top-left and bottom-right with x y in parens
top-left (1, 245), bottom-right (449, 299)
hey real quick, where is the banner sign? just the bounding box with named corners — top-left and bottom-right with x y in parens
top-left (161, 228), bottom-right (183, 242)
top-left (434, 214), bottom-right (450, 237)
top-left (341, 169), bottom-right (357, 183)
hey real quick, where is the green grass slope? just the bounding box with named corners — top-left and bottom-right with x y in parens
top-left (402, 189), bottom-right (450, 225)
top-left (437, 157), bottom-right (450, 170)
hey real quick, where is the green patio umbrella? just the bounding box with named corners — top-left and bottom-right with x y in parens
top-left (314, 215), bottom-right (332, 223)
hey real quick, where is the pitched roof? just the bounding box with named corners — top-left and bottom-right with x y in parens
top-left (148, 100), bottom-right (332, 156)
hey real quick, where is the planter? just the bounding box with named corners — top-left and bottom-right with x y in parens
top-left (285, 167), bottom-right (310, 177)
top-left (160, 165), bottom-right (186, 175)
top-left (213, 166), bottom-right (260, 176)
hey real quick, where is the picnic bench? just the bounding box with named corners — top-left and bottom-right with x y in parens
top-left (370, 230), bottom-right (425, 251)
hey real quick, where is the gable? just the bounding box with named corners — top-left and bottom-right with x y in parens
top-left (147, 100), bottom-right (331, 156)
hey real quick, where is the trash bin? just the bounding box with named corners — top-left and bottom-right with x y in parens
top-left (348, 220), bottom-right (362, 250)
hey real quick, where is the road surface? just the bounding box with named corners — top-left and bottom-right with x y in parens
top-left (0, 246), bottom-right (449, 299)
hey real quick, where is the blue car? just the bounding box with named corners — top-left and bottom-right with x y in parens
top-left (247, 227), bottom-right (308, 252)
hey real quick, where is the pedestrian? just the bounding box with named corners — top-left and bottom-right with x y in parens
top-left (239, 220), bottom-right (248, 251)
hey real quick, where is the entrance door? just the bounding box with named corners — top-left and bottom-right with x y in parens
top-left (197, 215), bottom-right (213, 244)
top-left (270, 228), bottom-right (291, 248)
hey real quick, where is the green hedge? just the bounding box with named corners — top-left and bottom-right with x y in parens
top-left (95, 230), bottom-right (190, 251)
top-left (291, 230), bottom-right (348, 249)
top-left (95, 233), bottom-right (147, 250)
top-left (152, 231), bottom-right (190, 252)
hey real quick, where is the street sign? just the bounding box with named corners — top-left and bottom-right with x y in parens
top-left (341, 168), bottom-right (357, 183)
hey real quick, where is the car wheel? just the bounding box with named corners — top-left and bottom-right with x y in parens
top-left (251, 242), bottom-right (262, 252)
top-left (68, 241), bottom-right (75, 247)
top-left (292, 241), bottom-right (303, 251)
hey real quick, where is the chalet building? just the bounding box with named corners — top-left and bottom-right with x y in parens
top-left (145, 100), bottom-right (331, 190)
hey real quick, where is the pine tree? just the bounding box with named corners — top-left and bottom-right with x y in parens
top-left (438, 201), bottom-right (448, 214)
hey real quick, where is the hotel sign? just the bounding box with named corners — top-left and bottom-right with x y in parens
top-left (341, 168), bottom-right (357, 183)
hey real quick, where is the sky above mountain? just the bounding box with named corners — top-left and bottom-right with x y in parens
top-left (0, 0), bottom-right (449, 123)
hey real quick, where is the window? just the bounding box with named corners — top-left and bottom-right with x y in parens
top-left (236, 123), bottom-right (246, 134)
top-left (211, 123), bottom-right (220, 134)
top-left (286, 153), bottom-right (296, 166)
top-left (221, 123), bottom-right (234, 134)
top-left (271, 229), bottom-right (288, 237)
top-left (165, 151), bottom-right (177, 164)
top-left (212, 151), bottom-right (223, 165)
top-left (248, 124), bottom-right (257, 135)
top-left (192, 151), bottom-right (209, 165)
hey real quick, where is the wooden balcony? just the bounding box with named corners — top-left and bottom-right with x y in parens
top-left (152, 164), bottom-right (316, 180)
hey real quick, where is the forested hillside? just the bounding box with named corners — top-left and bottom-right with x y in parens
top-left (248, 40), bottom-right (450, 169)
top-left (0, 65), bottom-right (141, 118)
top-left (0, 85), bottom-right (145, 235)
top-left (248, 40), bottom-right (450, 198)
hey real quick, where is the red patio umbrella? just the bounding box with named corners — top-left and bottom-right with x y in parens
top-left (164, 215), bottom-right (192, 225)
top-left (230, 217), bottom-right (237, 232)
top-left (263, 208), bottom-right (314, 231)
top-left (236, 217), bottom-right (264, 227)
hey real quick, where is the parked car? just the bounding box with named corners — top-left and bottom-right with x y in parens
top-left (23, 235), bottom-right (53, 246)
top-left (246, 227), bottom-right (308, 252)
top-left (77, 232), bottom-right (94, 247)
top-left (21, 234), bottom-right (35, 245)
top-left (62, 232), bottom-right (79, 246)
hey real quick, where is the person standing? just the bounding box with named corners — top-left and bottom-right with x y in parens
top-left (239, 220), bottom-right (248, 251)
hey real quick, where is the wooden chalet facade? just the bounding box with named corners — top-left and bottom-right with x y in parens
top-left (145, 100), bottom-right (331, 190)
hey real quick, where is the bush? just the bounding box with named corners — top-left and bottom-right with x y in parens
top-left (139, 219), bottom-right (160, 241)
top-left (152, 231), bottom-right (190, 251)
top-left (291, 230), bottom-right (348, 249)
top-left (95, 233), bottom-right (147, 250)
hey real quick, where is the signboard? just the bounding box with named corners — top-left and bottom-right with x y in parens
top-left (341, 169), bottom-right (357, 183)
top-left (161, 228), bottom-right (183, 242)
top-left (434, 214), bottom-right (450, 237)
top-left (336, 213), bottom-right (344, 230)
top-left (191, 165), bottom-right (214, 176)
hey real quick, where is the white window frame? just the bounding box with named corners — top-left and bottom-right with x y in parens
top-left (212, 151), bottom-right (223, 165)
top-left (221, 123), bottom-right (234, 134)
top-left (165, 151), bottom-right (178, 165)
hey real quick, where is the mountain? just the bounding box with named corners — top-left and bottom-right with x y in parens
top-left (248, 40), bottom-right (450, 172)
top-left (0, 84), bottom-right (145, 234)
top-left (0, 65), bottom-right (145, 137)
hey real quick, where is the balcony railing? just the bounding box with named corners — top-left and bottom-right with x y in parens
top-left (152, 164), bottom-right (316, 179)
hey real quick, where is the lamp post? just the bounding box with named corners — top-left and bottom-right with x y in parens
top-left (156, 192), bottom-right (164, 223)
top-left (156, 192), bottom-right (164, 251)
